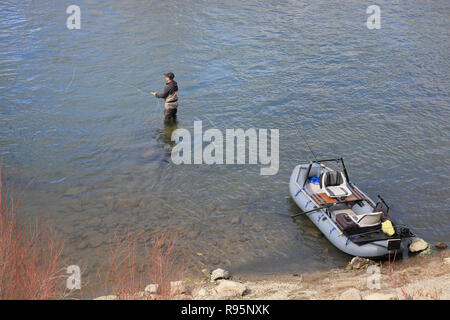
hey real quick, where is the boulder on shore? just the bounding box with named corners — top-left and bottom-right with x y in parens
top-left (214, 280), bottom-right (247, 298)
top-left (144, 284), bottom-right (159, 294)
top-left (346, 256), bottom-right (374, 270)
top-left (338, 288), bottom-right (362, 300)
top-left (409, 237), bottom-right (429, 253)
top-left (211, 268), bottom-right (230, 281)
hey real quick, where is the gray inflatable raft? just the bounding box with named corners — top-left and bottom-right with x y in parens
top-left (289, 158), bottom-right (414, 257)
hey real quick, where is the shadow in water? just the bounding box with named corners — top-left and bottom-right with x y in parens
top-left (141, 121), bottom-right (178, 163)
top-left (286, 196), bottom-right (351, 265)
top-left (158, 120), bottom-right (178, 147)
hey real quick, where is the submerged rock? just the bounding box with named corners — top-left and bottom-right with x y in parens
top-left (338, 288), bottom-right (362, 300)
top-left (211, 268), bottom-right (230, 281)
top-left (231, 216), bottom-right (241, 224)
top-left (435, 242), bottom-right (448, 250)
top-left (409, 238), bottom-right (430, 253)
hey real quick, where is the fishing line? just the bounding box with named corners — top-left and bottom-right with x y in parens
top-left (109, 76), bottom-right (151, 97)
top-left (43, 69), bottom-right (164, 116)
top-left (108, 76), bottom-right (165, 122)
top-left (65, 66), bottom-right (76, 91)
top-left (42, 66), bottom-right (77, 93)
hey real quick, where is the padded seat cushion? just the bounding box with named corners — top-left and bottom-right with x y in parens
top-left (322, 171), bottom-right (344, 188)
top-left (321, 170), bottom-right (352, 198)
top-left (325, 186), bottom-right (351, 197)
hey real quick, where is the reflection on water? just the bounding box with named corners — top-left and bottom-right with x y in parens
top-left (0, 1), bottom-right (449, 277)
top-left (159, 121), bottom-right (178, 149)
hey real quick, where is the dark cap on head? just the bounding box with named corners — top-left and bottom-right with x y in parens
top-left (164, 72), bottom-right (175, 80)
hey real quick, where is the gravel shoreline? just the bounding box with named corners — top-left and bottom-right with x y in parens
top-left (95, 249), bottom-right (449, 300)
top-left (189, 251), bottom-right (449, 300)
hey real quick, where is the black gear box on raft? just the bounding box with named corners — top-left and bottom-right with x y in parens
top-left (335, 213), bottom-right (359, 234)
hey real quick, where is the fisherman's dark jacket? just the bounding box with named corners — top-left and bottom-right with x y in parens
top-left (156, 80), bottom-right (178, 109)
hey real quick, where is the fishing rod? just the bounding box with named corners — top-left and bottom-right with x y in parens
top-left (294, 126), bottom-right (319, 162)
top-left (285, 111), bottom-right (319, 162)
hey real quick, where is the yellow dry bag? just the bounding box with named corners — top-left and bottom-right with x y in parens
top-left (381, 220), bottom-right (395, 236)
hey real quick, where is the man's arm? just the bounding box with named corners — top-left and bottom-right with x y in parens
top-left (152, 85), bottom-right (169, 99)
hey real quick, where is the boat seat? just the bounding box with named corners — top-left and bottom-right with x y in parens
top-left (351, 211), bottom-right (383, 227)
top-left (321, 171), bottom-right (352, 198)
top-left (332, 209), bottom-right (382, 228)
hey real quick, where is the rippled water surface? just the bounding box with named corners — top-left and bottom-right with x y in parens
top-left (1, 1), bottom-right (449, 276)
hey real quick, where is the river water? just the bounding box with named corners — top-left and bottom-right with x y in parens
top-left (0, 1), bottom-right (449, 277)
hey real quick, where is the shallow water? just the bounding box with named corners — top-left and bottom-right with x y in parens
top-left (0, 1), bottom-right (449, 276)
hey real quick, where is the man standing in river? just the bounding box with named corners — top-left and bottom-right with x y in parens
top-left (151, 72), bottom-right (178, 123)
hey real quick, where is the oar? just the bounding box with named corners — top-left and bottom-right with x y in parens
top-left (291, 200), bottom-right (348, 218)
top-left (291, 205), bottom-right (329, 218)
